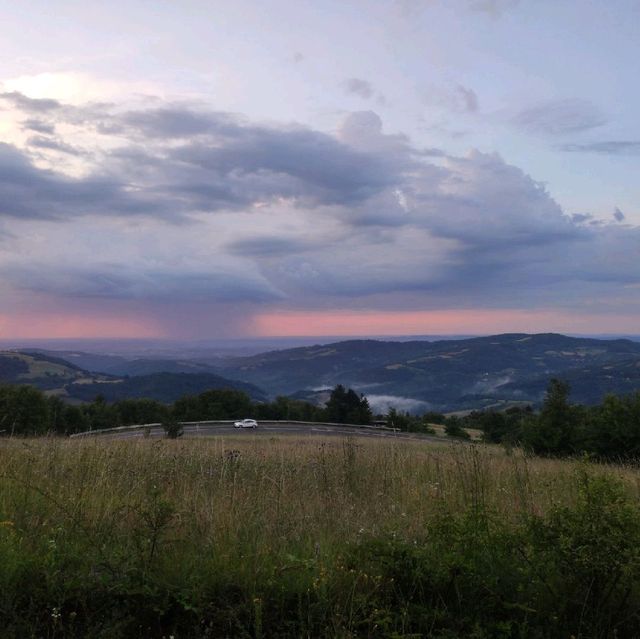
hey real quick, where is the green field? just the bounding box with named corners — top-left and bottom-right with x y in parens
top-left (2, 436), bottom-right (640, 637)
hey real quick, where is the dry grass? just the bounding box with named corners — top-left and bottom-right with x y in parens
top-left (3, 435), bottom-right (640, 636)
top-left (427, 423), bottom-right (483, 440)
top-left (2, 434), bottom-right (639, 558)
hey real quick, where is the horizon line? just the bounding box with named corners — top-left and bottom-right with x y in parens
top-left (1, 331), bottom-right (640, 345)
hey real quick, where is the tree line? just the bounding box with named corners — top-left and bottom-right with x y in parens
top-left (0, 383), bottom-right (372, 436)
top-left (449, 378), bottom-right (640, 459)
top-left (3, 377), bottom-right (640, 460)
top-left (332, 379), bottom-right (640, 460)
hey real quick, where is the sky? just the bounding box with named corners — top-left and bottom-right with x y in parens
top-left (0, 0), bottom-right (639, 339)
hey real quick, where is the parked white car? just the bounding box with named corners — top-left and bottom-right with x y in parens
top-left (234, 418), bottom-right (258, 429)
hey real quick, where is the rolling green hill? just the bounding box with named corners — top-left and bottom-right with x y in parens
top-left (0, 351), bottom-right (265, 403)
top-left (0, 351), bottom-right (99, 390)
top-left (7, 333), bottom-right (640, 411)
top-left (66, 372), bottom-right (266, 403)
top-left (215, 333), bottom-right (640, 410)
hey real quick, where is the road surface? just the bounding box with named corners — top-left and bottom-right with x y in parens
top-left (72, 421), bottom-right (447, 444)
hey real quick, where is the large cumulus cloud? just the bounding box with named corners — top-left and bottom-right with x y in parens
top-left (1, 91), bottom-right (638, 324)
top-left (1, 96), bottom-right (404, 220)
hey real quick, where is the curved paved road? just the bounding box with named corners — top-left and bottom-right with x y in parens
top-left (73, 421), bottom-right (446, 443)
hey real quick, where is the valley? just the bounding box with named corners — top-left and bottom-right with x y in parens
top-left (5, 332), bottom-right (639, 412)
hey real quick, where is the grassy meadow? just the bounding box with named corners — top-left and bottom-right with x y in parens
top-left (2, 435), bottom-right (640, 637)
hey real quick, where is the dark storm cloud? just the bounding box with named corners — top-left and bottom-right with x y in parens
top-left (8, 264), bottom-right (284, 303)
top-left (274, 237), bottom-right (563, 302)
top-left (168, 127), bottom-right (398, 206)
top-left (226, 236), bottom-right (313, 257)
top-left (514, 99), bottom-right (607, 136)
top-left (119, 107), bottom-right (238, 138)
top-left (343, 149), bottom-right (581, 252)
top-left (273, 220), bottom-right (640, 309)
top-left (0, 98), bottom-right (405, 220)
top-left (2, 92), bottom-right (639, 312)
top-left (561, 140), bottom-right (640, 155)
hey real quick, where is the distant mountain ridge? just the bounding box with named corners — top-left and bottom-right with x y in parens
top-left (0, 351), bottom-right (266, 403)
top-left (6, 333), bottom-right (640, 411)
top-left (213, 333), bottom-right (640, 410)
top-left (18, 350), bottom-right (225, 377)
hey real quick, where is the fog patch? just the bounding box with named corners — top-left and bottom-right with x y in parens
top-left (470, 374), bottom-right (514, 394)
top-left (366, 394), bottom-right (431, 414)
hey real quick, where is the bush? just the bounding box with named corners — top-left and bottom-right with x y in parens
top-left (527, 469), bottom-right (640, 636)
top-left (444, 416), bottom-right (471, 439)
top-left (162, 417), bottom-right (183, 439)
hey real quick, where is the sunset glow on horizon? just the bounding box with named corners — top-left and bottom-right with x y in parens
top-left (0, 312), bottom-right (166, 340)
top-left (252, 309), bottom-right (640, 338)
top-left (3, 307), bottom-right (640, 340)
top-left (0, 1), bottom-right (638, 340)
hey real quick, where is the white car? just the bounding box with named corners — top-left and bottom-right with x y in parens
top-left (234, 418), bottom-right (258, 429)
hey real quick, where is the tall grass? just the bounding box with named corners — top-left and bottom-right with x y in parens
top-left (1, 436), bottom-right (640, 637)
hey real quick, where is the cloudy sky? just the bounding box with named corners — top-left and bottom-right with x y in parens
top-left (1, 0), bottom-right (639, 338)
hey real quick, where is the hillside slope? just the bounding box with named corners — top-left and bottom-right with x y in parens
top-left (0, 351), bottom-right (100, 390)
top-left (0, 351), bottom-right (265, 403)
top-left (8, 334), bottom-right (640, 411)
top-left (215, 333), bottom-right (640, 410)
top-left (22, 349), bottom-right (226, 377)
top-left (66, 372), bottom-right (266, 403)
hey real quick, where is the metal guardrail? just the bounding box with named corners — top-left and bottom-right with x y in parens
top-left (70, 420), bottom-right (398, 438)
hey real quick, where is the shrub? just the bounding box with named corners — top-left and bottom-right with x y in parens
top-left (444, 416), bottom-right (471, 439)
top-left (526, 468), bottom-right (640, 636)
top-left (162, 417), bottom-right (183, 439)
